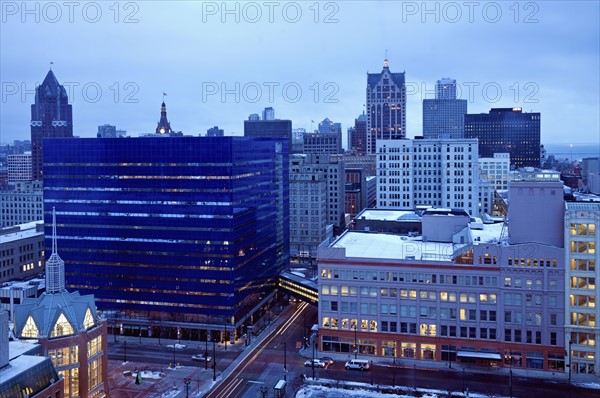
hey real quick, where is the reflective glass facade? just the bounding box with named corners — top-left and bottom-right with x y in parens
top-left (42, 137), bottom-right (289, 322)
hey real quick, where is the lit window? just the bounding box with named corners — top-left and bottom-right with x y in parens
top-left (51, 313), bottom-right (74, 338)
top-left (83, 307), bottom-right (95, 330)
top-left (22, 315), bottom-right (39, 338)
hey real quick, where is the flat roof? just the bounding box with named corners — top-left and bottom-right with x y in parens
top-left (329, 222), bottom-right (504, 262)
top-left (357, 209), bottom-right (417, 222)
top-left (0, 221), bottom-right (43, 244)
top-left (0, 278), bottom-right (45, 292)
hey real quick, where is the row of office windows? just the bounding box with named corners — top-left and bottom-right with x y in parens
top-left (320, 269), bottom-right (499, 287)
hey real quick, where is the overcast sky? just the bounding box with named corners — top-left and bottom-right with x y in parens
top-left (1, 1), bottom-right (599, 148)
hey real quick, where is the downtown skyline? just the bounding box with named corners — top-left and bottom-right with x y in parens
top-left (1, 1), bottom-right (599, 147)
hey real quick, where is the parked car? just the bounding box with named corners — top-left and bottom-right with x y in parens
top-left (192, 353), bottom-right (212, 362)
top-left (304, 359), bottom-right (326, 368)
top-left (319, 357), bottom-right (334, 365)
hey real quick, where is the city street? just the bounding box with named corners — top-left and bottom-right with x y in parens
top-left (107, 300), bottom-right (599, 398)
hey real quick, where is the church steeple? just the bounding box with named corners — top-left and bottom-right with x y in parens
top-left (46, 207), bottom-right (65, 294)
top-left (156, 97), bottom-right (173, 134)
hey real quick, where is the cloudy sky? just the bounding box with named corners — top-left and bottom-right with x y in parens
top-left (1, 1), bottom-right (599, 148)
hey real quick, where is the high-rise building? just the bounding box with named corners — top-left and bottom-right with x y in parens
top-left (244, 118), bottom-right (293, 150)
top-left (0, 180), bottom-right (43, 227)
top-left (0, 221), bottom-right (45, 282)
top-left (7, 152), bottom-right (32, 183)
top-left (366, 59), bottom-right (406, 154)
top-left (377, 138), bottom-right (480, 217)
top-left (465, 108), bottom-right (541, 168)
top-left (289, 155), bottom-right (329, 257)
top-left (14, 210), bottom-right (108, 398)
top-left (478, 153), bottom-right (510, 215)
top-left (304, 153), bottom-right (345, 233)
top-left (97, 124), bottom-right (126, 138)
top-left (423, 78), bottom-right (467, 139)
top-left (564, 202), bottom-right (600, 377)
top-left (206, 126), bottom-right (224, 137)
top-left (317, 175), bottom-right (567, 374)
top-left (436, 77), bottom-right (457, 99)
top-left (262, 107), bottom-right (275, 121)
top-left (304, 117), bottom-right (343, 154)
top-left (30, 70), bottom-right (73, 179)
top-left (348, 113), bottom-right (367, 155)
top-left (42, 136), bottom-right (289, 337)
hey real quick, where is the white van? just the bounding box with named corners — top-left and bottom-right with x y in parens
top-left (345, 359), bottom-right (371, 370)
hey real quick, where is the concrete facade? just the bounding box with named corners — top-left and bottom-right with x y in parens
top-left (0, 180), bottom-right (44, 227)
top-left (564, 202), bottom-right (600, 377)
top-left (376, 138), bottom-right (480, 217)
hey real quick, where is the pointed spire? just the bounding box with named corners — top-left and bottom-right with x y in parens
top-left (46, 207), bottom-right (65, 294)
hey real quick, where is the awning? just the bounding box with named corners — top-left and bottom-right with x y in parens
top-left (457, 351), bottom-right (501, 360)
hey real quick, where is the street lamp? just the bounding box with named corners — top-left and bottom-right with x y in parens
top-left (205, 331), bottom-right (209, 370)
top-left (124, 340), bottom-right (127, 363)
top-left (353, 322), bottom-right (358, 359)
top-left (568, 339), bottom-right (572, 398)
top-left (172, 343), bottom-right (176, 368)
top-left (212, 337), bottom-right (217, 381)
top-left (283, 341), bottom-right (287, 381)
top-left (184, 378), bottom-right (191, 398)
top-left (224, 317), bottom-right (228, 351)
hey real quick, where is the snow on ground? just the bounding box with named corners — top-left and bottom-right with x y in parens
top-left (295, 379), bottom-right (505, 398)
top-left (574, 382), bottom-right (600, 390)
top-left (132, 370), bottom-right (165, 380)
top-left (166, 344), bottom-right (187, 349)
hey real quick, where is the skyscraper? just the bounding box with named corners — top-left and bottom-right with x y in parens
top-left (42, 136), bottom-right (288, 337)
top-left (465, 108), bottom-right (541, 168)
top-left (436, 77), bottom-right (457, 99)
top-left (366, 59), bottom-right (406, 154)
top-left (348, 112), bottom-right (367, 155)
top-left (423, 78), bottom-right (467, 139)
top-left (30, 69), bottom-right (73, 180)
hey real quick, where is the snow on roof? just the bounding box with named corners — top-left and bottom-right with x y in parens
top-left (332, 232), bottom-right (455, 262)
top-left (330, 222), bottom-right (504, 262)
top-left (357, 209), bottom-right (416, 221)
top-left (0, 221), bottom-right (43, 244)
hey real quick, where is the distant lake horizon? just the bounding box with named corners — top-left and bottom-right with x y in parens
top-left (543, 143), bottom-right (600, 161)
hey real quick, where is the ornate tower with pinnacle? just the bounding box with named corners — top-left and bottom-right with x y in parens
top-left (46, 207), bottom-right (65, 294)
top-left (156, 99), bottom-right (173, 134)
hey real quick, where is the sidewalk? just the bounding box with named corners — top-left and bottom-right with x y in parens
top-left (298, 347), bottom-right (577, 383)
top-left (107, 303), bottom-right (293, 397)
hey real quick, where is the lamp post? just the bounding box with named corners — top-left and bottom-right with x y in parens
top-left (311, 334), bottom-right (316, 380)
top-left (568, 339), bottom-right (572, 398)
top-left (139, 326), bottom-right (142, 343)
top-left (124, 340), bottom-right (127, 363)
top-left (172, 343), bottom-right (176, 368)
top-left (353, 322), bottom-right (358, 359)
top-left (212, 338), bottom-right (217, 381)
top-left (283, 341), bottom-right (287, 380)
top-left (224, 317), bottom-right (228, 351)
top-left (184, 378), bottom-right (191, 398)
top-left (205, 332), bottom-right (209, 370)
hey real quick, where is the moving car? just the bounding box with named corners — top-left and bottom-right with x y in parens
top-left (304, 359), bottom-right (326, 368)
top-left (192, 353), bottom-right (212, 362)
top-left (345, 359), bottom-right (370, 370)
top-left (319, 357), bottom-right (334, 365)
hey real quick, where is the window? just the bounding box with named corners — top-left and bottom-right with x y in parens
top-left (51, 313), bottom-right (74, 338)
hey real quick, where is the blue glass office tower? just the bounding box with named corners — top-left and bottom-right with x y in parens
top-left (42, 136), bottom-right (289, 331)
